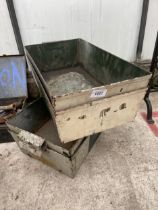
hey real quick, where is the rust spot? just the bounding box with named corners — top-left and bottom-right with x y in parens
top-left (119, 103), bottom-right (126, 110)
top-left (78, 115), bottom-right (86, 119)
top-left (120, 88), bottom-right (123, 92)
top-left (100, 107), bottom-right (111, 117)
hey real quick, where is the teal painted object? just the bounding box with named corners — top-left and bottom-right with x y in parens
top-left (26, 40), bottom-right (78, 72)
top-left (25, 39), bottom-right (151, 143)
top-left (25, 39), bottom-right (150, 85)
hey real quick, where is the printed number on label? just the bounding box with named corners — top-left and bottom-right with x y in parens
top-left (90, 89), bottom-right (107, 98)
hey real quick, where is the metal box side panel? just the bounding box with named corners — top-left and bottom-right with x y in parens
top-left (55, 89), bottom-right (146, 143)
top-left (7, 98), bottom-right (50, 133)
top-left (54, 74), bottom-right (150, 111)
top-left (25, 39), bottom-right (78, 72)
top-left (7, 128), bottom-right (74, 178)
top-left (42, 133), bottom-right (100, 178)
top-left (6, 98), bottom-right (86, 156)
top-left (71, 133), bottom-right (100, 174)
top-left (8, 125), bottom-right (100, 178)
top-left (78, 39), bottom-right (150, 85)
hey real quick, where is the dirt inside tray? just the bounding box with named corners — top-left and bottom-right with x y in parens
top-left (42, 66), bottom-right (101, 96)
top-left (36, 119), bottom-right (76, 150)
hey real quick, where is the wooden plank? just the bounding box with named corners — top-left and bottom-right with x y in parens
top-left (55, 89), bottom-right (146, 143)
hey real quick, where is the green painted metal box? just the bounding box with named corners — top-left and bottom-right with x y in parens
top-left (7, 98), bottom-right (100, 178)
top-left (25, 39), bottom-right (151, 143)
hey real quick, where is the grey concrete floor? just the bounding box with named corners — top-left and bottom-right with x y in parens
top-left (0, 93), bottom-right (158, 210)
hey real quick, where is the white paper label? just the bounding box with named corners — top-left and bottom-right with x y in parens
top-left (90, 89), bottom-right (107, 98)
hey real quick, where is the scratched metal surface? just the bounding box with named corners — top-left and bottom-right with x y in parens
top-left (0, 55), bottom-right (27, 99)
top-left (7, 98), bottom-right (86, 152)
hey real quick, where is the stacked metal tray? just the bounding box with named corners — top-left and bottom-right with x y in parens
top-left (25, 39), bottom-right (151, 143)
top-left (7, 98), bottom-right (100, 177)
top-left (6, 39), bottom-right (151, 177)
